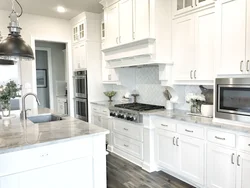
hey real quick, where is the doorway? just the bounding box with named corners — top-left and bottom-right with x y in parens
top-left (35, 41), bottom-right (67, 113)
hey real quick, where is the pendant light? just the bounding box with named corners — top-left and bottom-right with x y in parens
top-left (0, 32), bottom-right (14, 65)
top-left (0, 0), bottom-right (34, 62)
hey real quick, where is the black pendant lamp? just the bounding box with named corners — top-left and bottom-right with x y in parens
top-left (0, 0), bottom-right (34, 62)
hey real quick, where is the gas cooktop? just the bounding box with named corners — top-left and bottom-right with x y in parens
top-left (110, 103), bottom-right (165, 123)
top-left (114, 103), bottom-right (165, 112)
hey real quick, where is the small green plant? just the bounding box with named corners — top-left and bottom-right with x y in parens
top-left (0, 80), bottom-right (21, 104)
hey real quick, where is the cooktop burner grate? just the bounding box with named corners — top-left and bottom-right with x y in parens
top-left (114, 103), bottom-right (165, 112)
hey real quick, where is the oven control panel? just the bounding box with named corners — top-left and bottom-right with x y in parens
top-left (109, 109), bottom-right (139, 123)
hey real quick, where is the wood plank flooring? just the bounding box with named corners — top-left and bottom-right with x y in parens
top-left (107, 153), bottom-right (195, 188)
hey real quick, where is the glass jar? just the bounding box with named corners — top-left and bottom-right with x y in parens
top-left (0, 100), bottom-right (11, 117)
top-left (190, 102), bottom-right (201, 114)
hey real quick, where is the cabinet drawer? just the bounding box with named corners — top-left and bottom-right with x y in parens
top-left (207, 129), bottom-right (236, 148)
top-left (177, 124), bottom-right (204, 139)
top-left (238, 136), bottom-right (250, 153)
top-left (99, 107), bottom-right (109, 116)
top-left (113, 120), bottom-right (143, 142)
top-left (91, 105), bottom-right (100, 113)
top-left (152, 116), bottom-right (177, 132)
top-left (0, 138), bottom-right (92, 177)
top-left (113, 133), bottom-right (143, 159)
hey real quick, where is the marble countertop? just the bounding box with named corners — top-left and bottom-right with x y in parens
top-left (0, 108), bottom-right (109, 154)
top-left (91, 100), bottom-right (129, 107)
top-left (142, 109), bottom-right (250, 134)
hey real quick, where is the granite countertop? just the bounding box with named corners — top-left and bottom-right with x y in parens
top-left (0, 108), bottom-right (109, 154)
top-left (142, 109), bottom-right (250, 134)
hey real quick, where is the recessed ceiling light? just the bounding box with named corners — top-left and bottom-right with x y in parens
top-left (57, 6), bottom-right (66, 13)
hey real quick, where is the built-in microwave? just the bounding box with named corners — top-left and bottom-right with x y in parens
top-left (215, 77), bottom-right (250, 123)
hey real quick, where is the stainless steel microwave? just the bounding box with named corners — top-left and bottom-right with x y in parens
top-left (215, 77), bottom-right (250, 123)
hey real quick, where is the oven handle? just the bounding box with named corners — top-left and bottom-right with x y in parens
top-left (73, 76), bottom-right (87, 79)
top-left (74, 98), bottom-right (87, 102)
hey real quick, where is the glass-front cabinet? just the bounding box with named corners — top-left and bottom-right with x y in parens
top-left (174, 0), bottom-right (214, 16)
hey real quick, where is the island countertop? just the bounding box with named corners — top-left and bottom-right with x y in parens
top-left (0, 108), bottom-right (109, 154)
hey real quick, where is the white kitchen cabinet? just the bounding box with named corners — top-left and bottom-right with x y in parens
top-left (216, 0), bottom-right (247, 75)
top-left (207, 144), bottom-right (236, 188)
top-left (72, 21), bottom-right (85, 43)
top-left (173, 0), bottom-right (214, 16)
top-left (119, 0), bottom-right (133, 44)
top-left (155, 129), bottom-right (178, 172)
top-left (173, 7), bottom-right (215, 83)
top-left (236, 152), bottom-right (250, 188)
top-left (57, 97), bottom-right (67, 115)
top-left (73, 42), bottom-right (86, 70)
top-left (178, 135), bottom-right (204, 185)
top-left (102, 52), bottom-right (119, 83)
top-left (133, 0), bottom-right (150, 40)
top-left (173, 15), bottom-right (195, 81)
top-left (106, 3), bottom-right (120, 47)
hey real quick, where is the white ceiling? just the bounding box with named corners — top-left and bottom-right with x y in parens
top-left (0, 0), bottom-right (103, 20)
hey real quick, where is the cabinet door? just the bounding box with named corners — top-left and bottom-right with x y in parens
top-left (119, 0), bottom-right (133, 44)
top-left (246, 0), bottom-right (250, 73)
top-left (78, 22), bottom-right (85, 40)
top-left (101, 116), bottom-right (111, 144)
top-left (155, 129), bottom-right (178, 172)
top-left (194, 8), bottom-right (215, 81)
top-left (207, 144), bottom-right (236, 188)
top-left (78, 43), bottom-right (86, 69)
top-left (73, 25), bottom-right (79, 43)
top-left (173, 0), bottom-right (195, 16)
top-left (133, 0), bottom-right (150, 40)
top-left (92, 114), bottom-right (102, 127)
top-left (178, 135), bottom-right (204, 185)
top-left (236, 152), bottom-right (250, 188)
top-left (173, 15), bottom-right (195, 81)
top-left (196, 0), bottom-right (215, 7)
top-left (216, 0), bottom-right (246, 75)
top-left (106, 3), bottom-right (120, 48)
top-left (73, 45), bottom-right (80, 70)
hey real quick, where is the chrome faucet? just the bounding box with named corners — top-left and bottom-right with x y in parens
top-left (21, 93), bottom-right (41, 119)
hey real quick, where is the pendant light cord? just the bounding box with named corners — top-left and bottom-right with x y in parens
top-left (11, 0), bottom-right (23, 17)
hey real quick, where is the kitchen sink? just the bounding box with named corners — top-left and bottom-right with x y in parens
top-left (28, 114), bottom-right (63, 124)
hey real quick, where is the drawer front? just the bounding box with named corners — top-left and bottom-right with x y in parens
top-left (0, 138), bottom-right (92, 177)
top-left (207, 129), bottom-right (236, 148)
top-left (238, 136), bottom-right (250, 153)
top-left (113, 133), bottom-right (143, 159)
top-left (152, 116), bottom-right (177, 132)
top-left (91, 105), bottom-right (100, 113)
top-left (113, 120), bottom-right (143, 142)
top-left (177, 124), bottom-right (204, 139)
top-left (99, 107), bottom-right (109, 116)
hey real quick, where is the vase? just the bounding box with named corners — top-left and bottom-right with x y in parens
top-left (0, 101), bottom-right (11, 117)
top-left (108, 96), bottom-right (113, 102)
top-left (190, 103), bottom-right (201, 114)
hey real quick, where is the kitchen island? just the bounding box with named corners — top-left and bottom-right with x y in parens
top-left (0, 108), bottom-right (109, 188)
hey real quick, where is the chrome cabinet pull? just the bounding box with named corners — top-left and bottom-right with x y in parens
top-left (240, 61), bottom-right (244, 72)
top-left (247, 60), bottom-right (250, 72)
top-left (124, 144), bottom-right (129, 147)
top-left (116, 37), bottom-right (119, 44)
top-left (123, 128), bottom-right (128, 131)
top-left (176, 137), bottom-right (179, 146)
top-left (237, 155), bottom-right (240, 166)
top-left (248, 144), bottom-right (250, 146)
top-left (195, 0), bottom-right (197, 6)
top-left (190, 70), bottom-right (193, 79)
top-left (161, 124), bottom-right (168, 127)
top-left (173, 137), bottom-right (176, 145)
top-left (194, 70), bottom-right (197, 79)
top-left (231, 153), bottom-right (235, 164)
top-left (215, 136), bottom-right (226, 141)
top-left (185, 129), bottom-right (194, 133)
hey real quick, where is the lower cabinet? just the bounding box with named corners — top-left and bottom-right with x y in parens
top-left (207, 143), bottom-right (250, 188)
top-left (155, 128), bottom-right (204, 186)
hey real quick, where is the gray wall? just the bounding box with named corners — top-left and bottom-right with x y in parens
top-left (35, 41), bottom-right (66, 109)
top-left (36, 50), bottom-right (50, 108)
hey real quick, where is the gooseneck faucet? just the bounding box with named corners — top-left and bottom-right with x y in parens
top-left (21, 93), bottom-right (41, 119)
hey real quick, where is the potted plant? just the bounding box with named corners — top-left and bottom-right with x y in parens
top-left (185, 93), bottom-right (205, 114)
top-left (104, 91), bottom-right (117, 102)
top-left (0, 80), bottom-right (21, 117)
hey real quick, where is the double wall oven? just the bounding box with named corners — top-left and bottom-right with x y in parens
top-left (73, 70), bottom-right (88, 122)
top-left (215, 77), bottom-right (250, 123)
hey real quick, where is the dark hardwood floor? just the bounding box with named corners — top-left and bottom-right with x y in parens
top-left (107, 153), bottom-right (195, 188)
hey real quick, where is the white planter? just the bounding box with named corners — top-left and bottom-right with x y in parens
top-left (201, 104), bottom-right (213, 117)
top-left (165, 100), bottom-right (174, 110)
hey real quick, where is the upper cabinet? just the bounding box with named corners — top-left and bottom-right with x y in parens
top-left (72, 21), bottom-right (85, 43)
top-left (216, 0), bottom-right (248, 75)
top-left (173, 7), bottom-right (215, 84)
top-left (103, 0), bottom-right (150, 49)
top-left (173, 0), bottom-right (215, 17)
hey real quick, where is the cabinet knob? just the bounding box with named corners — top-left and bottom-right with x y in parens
top-left (246, 60), bottom-right (249, 72)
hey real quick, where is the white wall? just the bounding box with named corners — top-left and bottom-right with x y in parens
top-left (0, 10), bottom-right (72, 111)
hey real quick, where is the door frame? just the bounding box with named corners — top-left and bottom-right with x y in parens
top-left (35, 47), bottom-right (53, 109)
